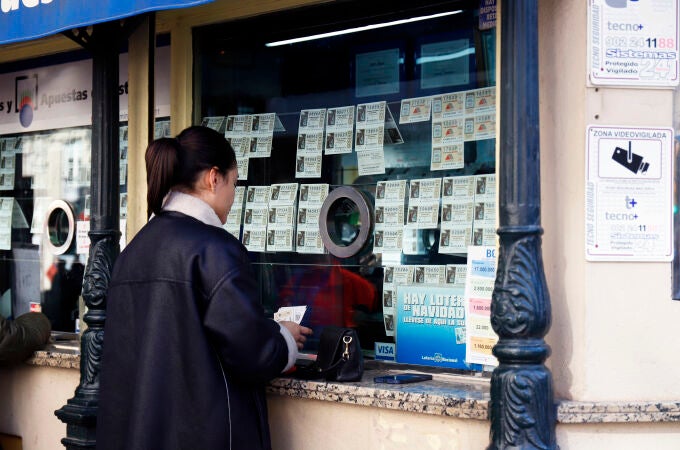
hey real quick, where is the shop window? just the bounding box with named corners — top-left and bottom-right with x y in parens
top-left (0, 42), bottom-right (170, 334)
top-left (194, 0), bottom-right (497, 371)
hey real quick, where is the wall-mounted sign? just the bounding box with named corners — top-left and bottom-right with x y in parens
top-left (0, 47), bottom-right (171, 135)
top-left (585, 125), bottom-right (673, 261)
top-left (588, 0), bottom-right (679, 87)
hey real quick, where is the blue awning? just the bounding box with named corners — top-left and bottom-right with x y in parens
top-left (0, 0), bottom-right (214, 45)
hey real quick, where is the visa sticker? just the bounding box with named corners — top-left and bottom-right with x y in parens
top-left (374, 342), bottom-right (396, 361)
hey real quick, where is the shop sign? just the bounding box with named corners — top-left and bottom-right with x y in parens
top-left (478, 0), bottom-right (496, 31)
top-left (588, 0), bottom-right (679, 87)
top-left (0, 47), bottom-right (170, 135)
top-left (0, 0), bottom-right (213, 45)
top-left (585, 125), bottom-right (673, 261)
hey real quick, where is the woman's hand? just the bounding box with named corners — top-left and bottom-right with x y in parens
top-left (280, 321), bottom-right (313, 349)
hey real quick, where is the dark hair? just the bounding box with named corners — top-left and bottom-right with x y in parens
top-left (145, 126), bottom-right (237, 218)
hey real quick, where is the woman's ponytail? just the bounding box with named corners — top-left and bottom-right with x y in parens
top-left (145, 137), bottom-right (181, 218)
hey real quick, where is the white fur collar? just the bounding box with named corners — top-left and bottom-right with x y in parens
top-left (161, 191), bottom-right (223, 228)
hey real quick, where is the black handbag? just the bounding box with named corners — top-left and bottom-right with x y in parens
top-left (295, 326), bottom-right (364, 382)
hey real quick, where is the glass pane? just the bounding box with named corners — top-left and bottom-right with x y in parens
top-left (195, 1), bottom-right (496, 371)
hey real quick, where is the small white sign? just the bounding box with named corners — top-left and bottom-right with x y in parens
top-left (588, 0), bottom-right (679, 87)
top-left (585, 125), bottom-right (673, 261)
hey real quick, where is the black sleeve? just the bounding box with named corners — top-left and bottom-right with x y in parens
top-left (0, 312), bottom-right (51, 366)
top-left (202, 262), bottom-right (289, 385)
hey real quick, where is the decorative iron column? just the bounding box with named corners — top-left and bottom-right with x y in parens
top-left (488, 0), bottom-right (557, 448)
top-left (54, 22), bottom-right (122, 450)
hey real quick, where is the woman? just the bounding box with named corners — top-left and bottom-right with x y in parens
top-left (97, 126), bottom-right (311, 450)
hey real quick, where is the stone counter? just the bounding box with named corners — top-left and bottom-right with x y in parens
top-left (27, 346), bottom-right (680, 424)
top-left (268, 370), bottom-right (490, 420)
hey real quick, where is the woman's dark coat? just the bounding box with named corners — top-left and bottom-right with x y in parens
top-left (97, 211), bottom-right (289, 450)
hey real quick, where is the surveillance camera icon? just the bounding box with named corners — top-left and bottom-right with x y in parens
top-left (611, 141), bottom-right (649, 174)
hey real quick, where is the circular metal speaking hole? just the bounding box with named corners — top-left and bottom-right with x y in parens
top-left (319, 186), bottom-right (373, 258)
top-left (45, 200), bottom-right (76, 255)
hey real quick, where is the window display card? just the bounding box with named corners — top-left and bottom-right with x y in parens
top-left (473, 87), bottom-right (496, 114)
top-left (296, 131), bottom-right (324, 155)
top-left (269, 183), bottom-right (299, 206)
top-left (242, 228), bottom-right (266, 252)
top-left (472, 226), bottom-right (497, 247)
top-left (465, 245), bottom-right (498, 366)
top-left (356, 101), bottom-right (385, 132)
top-left (247, 135), bottom-right (274, 158)
top-left (0, 197), bottom-right (12, 250)
top-left (439, 225), bottom-right (472, 255)
top-left (324, 129), bottom-right (354, 155)
top-left (266, 228), bottom-right (294, 252)
top-left (406, 178), bottom-right (441, 229)
top-left (325, 106), bottom-right (355, 155)
top-left (225, 114), bottom-right (253, 134)
top-left (376, 180), bottom-right (407, 203)
top-left (467, 113), bottom-right (496, 141)
top-left (432, 118), bottom-right (464, 146)
top-left (443, 175), bottom-right (476, 199)
top-left (295, 109), bottom-right (325, 174)
top-left (395, 284), bottom-right (475, 370)
top-left (242, 185), bottom-right (270, 252)
top-left (251, 113), bottom-right (277, 134)
top-left (243, 206), bottom-right (268, 227)
top-left (382, 265), bottom-right (415, 337)
top-left (299, 183), bottom-right (329, 205)
top-left (295, 155), bottom-right (322, 178)
top-left (228, 136), bottom-right (251, 157)
top-left (355, 124), bottom-right (385, 152)
top-left (441, 199), bottom-right (474, 225)
top-left (373, 228), bottom-right (403, 253)
top-left (399, 96), bottom-right (433, 124)
top-left (413, 265), bottom-right (446, 285)
top-left (374, 180), bottom-right (406, 253)
top-left (446, 264), bottom-right (467, 287)
top-left (473, 200), bottom-right (496, 226)
top-left (266, 183), bottom-right (298, 252)
top-left (356, 149), bottom-right (385, 176)
top-left (431, 143), bottom-right (464, 171)
top-left (431, 88), bottom-right (496, 157)
top-left (223, 186), bottom-right (245, 239)
top-left (201, 116), bottom-right (226, 133)
top-left (297, 183), bottom-right (328, 254)
top-left (0, 169), bottom-right (14, 191)
top-left (299, 109), bottom-right (326, 131)
top-left (245, 186), bottom-right (271, 205)
top-left (236, 156), bottom-right (249, 180)
top-left (474, 174), bottom-right (495, 201)
top-left (432, 92), bottom-right (465, 121)
top-left (267, 205), bottom-right (295, 227)
top-left (296, 229), bottom-right (325, 254)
